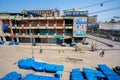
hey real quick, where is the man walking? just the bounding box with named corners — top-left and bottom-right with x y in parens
top-left (99, 50), bottom-right (105, 57)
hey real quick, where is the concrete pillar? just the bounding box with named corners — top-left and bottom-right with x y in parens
top-left (63, 20), bottom-right (65, 27)
top-left (0, 37), bottom-right (1, 41)
top-left (12, 38), bottom-right (14, 42)
top-left (72, 38), bottom-right (74, 42)
top-left (47, 20), bottom-right (49, 27)
top-left (16, 37), bottom-right (19, 42)
top-left (33, 37), bottom-right (35, 43)
top-left (62, 40), bottom-right (65, 43)
top-left (3, 36), bottom-right (6, 42)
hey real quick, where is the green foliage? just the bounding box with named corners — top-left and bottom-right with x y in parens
top-left (118, 32), bottom-right (120, 37)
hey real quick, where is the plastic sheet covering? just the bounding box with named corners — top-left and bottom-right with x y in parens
top-left (83, 68), bottom-right (105, 80)
top-left (22, 74), bottom-right (60, 80)
top-left (8, 41), bottom-right (14, 45)
top-left (0, 41), bottom-right (5, 45)
top-left (55, 71), bottom-right (63, 78)
top-left (61, 43), bottom-right (66, 46)
top-left (18, 58), bottom-right (35, 69)
top-left (15, 42), bottom-right (20, 45)
top-left (32, 62), bottom-right (47, 72)
top-left (55, 35), bottom-right (63, 39)
top-left (1, 71), bottom-right (22, 80)
top-left (71, 68), bottom-right (84, 80)
top-left (98, 64), bottom-right (120, 80)
top-left (70, 42), bottom-right (76, 46)
top-left (82, 42), bottom-right (89, 45)
top-left (45, 64), bottom-right (64, 73)
top-left (2, 24), bottom-right (9, 31)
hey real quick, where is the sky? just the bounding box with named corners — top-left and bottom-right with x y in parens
top-left (0, 0), bottom-right (120, 22)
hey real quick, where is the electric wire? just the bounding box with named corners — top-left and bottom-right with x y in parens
top-left (89, 6), bottom-right (120, 14)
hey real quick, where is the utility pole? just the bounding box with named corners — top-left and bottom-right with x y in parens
top-left (30, 21), bottom-right (34, 59)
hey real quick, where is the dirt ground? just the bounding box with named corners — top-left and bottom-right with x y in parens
top-left (0, 39), bottom-right (120, 80)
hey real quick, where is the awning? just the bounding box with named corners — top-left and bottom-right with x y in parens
top-left (60, 38), bottom-right (69, 40)
top-left (55, 35), bottom-right (63, 39)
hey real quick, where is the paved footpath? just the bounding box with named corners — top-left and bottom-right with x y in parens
top-left (87, 34), bottom-right (120, 50)
top-left (2, 42), bottom-right (75, 50)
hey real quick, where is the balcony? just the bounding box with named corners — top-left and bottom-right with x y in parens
top-left (54, 17), bottom-right (63, 19)
top-left (65, 26), bottom-right (73, 29)
top-left (4, 33), bottom-right (11, 36)
top-left (63, 17), bottom-right (74, 19)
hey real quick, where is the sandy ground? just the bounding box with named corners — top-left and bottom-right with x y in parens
top-left (0, 38), bottom-right (120, 80)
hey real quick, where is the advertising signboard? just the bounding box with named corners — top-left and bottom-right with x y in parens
top-left (73, 17), bottom-right (87, 37)
top-left (64, 11), bottom-right (88, 16)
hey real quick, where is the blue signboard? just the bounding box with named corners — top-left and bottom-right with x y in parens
top-left (73, 17), bottom-right (87, 37)
top-left (64, 11), bottom-right (87, 16)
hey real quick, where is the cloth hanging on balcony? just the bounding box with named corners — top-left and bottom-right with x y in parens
top-left (2, 24), bottom-right (9, 31)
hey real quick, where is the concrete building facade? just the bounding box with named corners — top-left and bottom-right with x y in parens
top-left (0, 9), bottom-right (88, 45)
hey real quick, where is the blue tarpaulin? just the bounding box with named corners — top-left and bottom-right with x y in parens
top-left (8, 41), bottom-right (14, 46)
top-left (82, 42), bottom-right (89, 45)
top-left (61, 43), bottom-right (66, 46)
top-left (55, 35), bottom-right (63, 39)
top-left (23, 74), bottom-right (60, 80)
top-left (45, 64), bottom-right (64, 73)
top-left (32, 62), bottom-right (47, 72)
top-left (98, 64), bottom-right (120, 80)
top-left (0, 41), bottom-right (5, 45)
top-left (83, 68), bottom-right (105, 80)
top-left (18, 58), bottom-right (35, 69)
top-left (27, 11), bottom-right (41, 17)
top-left (1, 71), bottom-right (22, 80)
top-left (70, 42), bottom-right (76, 46)
top-left (71, 68), bottom-right (84, 80)
top-left (55, 71), bottom-right (63, 78)
top-left (2, 24), bottom-right (9, 31)
top-left (15, 42), bottom-right (20, 45)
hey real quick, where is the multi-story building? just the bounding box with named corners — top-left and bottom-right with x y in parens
top-left (21, 9), bottom-right (60, 17)
top-left (0, 9), bottom-right (88, 45)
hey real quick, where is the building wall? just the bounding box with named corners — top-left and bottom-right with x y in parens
top-left (21, 9), bottom-right (60, 17)
top-left (0, 9), bottom-right (88, 44)
top-left (88, 15), bottom-right (97, 24)
top-left (99, 22), bottom-right (120, 30)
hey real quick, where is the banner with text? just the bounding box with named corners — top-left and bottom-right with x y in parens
top-left (73, 17), bottom-right (87, 37)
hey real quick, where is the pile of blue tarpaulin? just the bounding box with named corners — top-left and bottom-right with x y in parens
top-left (8, 41), bottom-right (20, 45)
top-left (70, 68), bottom-right (84, 80)
top-left (32, 62), bottom-right (47, 72)
top-left (0, 41), bottom-right (5, 45)
top-left (18, 58), bottom-right (64, 78)
top-left (15, 42), bottom-right (20, 45)
top-left (18, 58), bottom-right (64, 72)
top-left (55, 71), bottom-right (63, 78)
top-left (70, 42), bottom-right (76, 46)
top-left (1, 71), bottom-right (22, 80)
top-left (23, 74), bottom-right (60, 80)
top-left (18, 58), bottom-right (35, 69)
top-left (98, 64), bottom-right (120, 80)
top-left (83, 68), bottom-right (105, 80)
top-left (8, 41), bottom-right (14, 46)
top-left (45, 64), bottom-right (64, 73)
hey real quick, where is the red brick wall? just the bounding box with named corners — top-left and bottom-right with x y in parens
top-left (56, 20), bottom-right (63, 26)
top-left (57, 29), bottom-right (63, 35)
top-left (48, 20), bottom-right (55, 26)
top-left (21, 29), bottom-right (26, 34)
